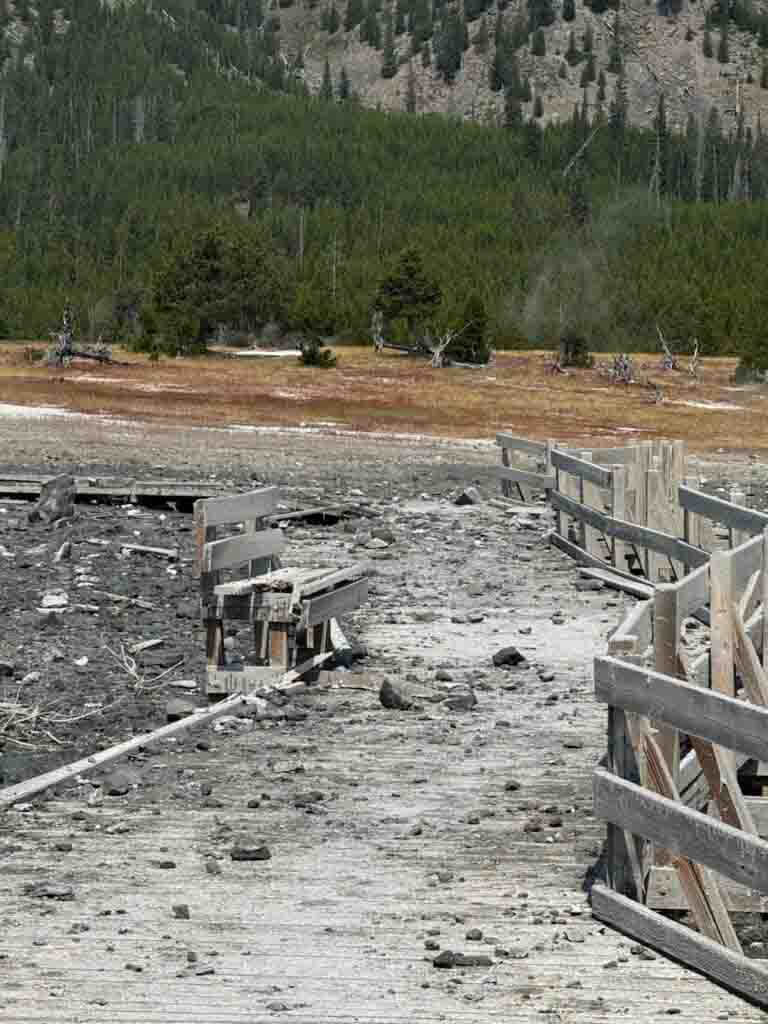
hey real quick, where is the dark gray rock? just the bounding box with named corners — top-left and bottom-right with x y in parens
top-left (102, 767), bottom-right (141, 796)
top-left (230, 841), bottom-right (271, 862)
top-left (443, 688), bottom-right (477, 712)
top-left (454, 487), bottom-right (482, 506)
top-left (379, 679), bottom-right (412, 711)
top-left (28, 475), bottom-right (76, 525)
top-left (492, 646), bottom-right (526, 668)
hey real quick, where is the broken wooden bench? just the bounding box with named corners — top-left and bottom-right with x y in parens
top-left (195, 487), bottom-right (368, 698)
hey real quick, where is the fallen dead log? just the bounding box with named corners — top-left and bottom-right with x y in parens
top-left (0, 650), bottom-right (337, 811)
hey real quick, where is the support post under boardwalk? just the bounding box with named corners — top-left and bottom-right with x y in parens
top-left (653, 584), bottom-right (680, 869)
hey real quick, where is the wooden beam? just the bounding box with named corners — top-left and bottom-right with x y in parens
top-left (679, 485), bottom-right (768, 535)
top-left (549, 449), bottom-right (613, 489)
top-left (593, 768), bottom-right (768, 894)
top-left (550, 532), bottom-right (641, 583)
top-left (647, 866), bottom-right (768, 912)
top-left (591, 884), bottom-right (768, 1007)
top-left (595, 655), bottom-right (768, 763)
top-left (495, 433), bottom-right (547, 456)
top-left (733, 602), bottom-right (768, 707)
top-left (496, 465), bottom-right (555, 490)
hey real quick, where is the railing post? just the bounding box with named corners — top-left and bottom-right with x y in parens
top-left (612, 464), bottom-right (628, 572)
top-left (581, 450), bottom-right (599, 558)
top-left (646, 460), bottom-right (664, 581)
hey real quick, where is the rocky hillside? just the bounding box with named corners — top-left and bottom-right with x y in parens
top-left (279, 0), bottom-right (766, 133)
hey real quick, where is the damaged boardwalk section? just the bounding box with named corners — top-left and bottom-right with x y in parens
top-left (2, 436), bottom-right (768, 1022)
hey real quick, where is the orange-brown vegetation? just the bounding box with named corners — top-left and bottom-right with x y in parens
top-left (0, 345), bottom-right (764, 453)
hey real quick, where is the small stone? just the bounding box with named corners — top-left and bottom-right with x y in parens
top-left (492, 646), bottom-right (525, 668)
top-left (102, 767), bottom-right (141, 796)
top-left (166, 698), bottom-right (197, 723)
top-left (125, 963), bottom-right (143, 973)
top-left (465, 928), bottom-right (483, 941)
top-left (152, 860), bottom-right (176, 870)
top-left (205, 859), bottom-right (222, 876)
top-left (172, 904), bottom-right (190, 919)
top-left (54, 841), bottom-right (73, 853)
top-left (266, 1001), bottom-right (289, 1012)
top-left (562, 736), bottom-right (584, 750)
top-left (247, 798), bottom-right (261, 809)
top-left (433, 950), bottom-right (457, 968)
top-left (425, 939), bottom-right (441, 951)
top-left (231, 841), bottom-right (271, 862)
top-left (504, 779), bottom-right (521, 792)
top-left (435, 669), bottom-right (453, 682)
top-left (379, 679), bottom-right (412, 711)
top-left (443, 688), bottom-right (477, 712)
top-left (454, 487), bottom-right (482, 506)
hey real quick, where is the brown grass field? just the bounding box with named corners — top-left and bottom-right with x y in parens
top-left (0, 343), bottom-right (766, 453)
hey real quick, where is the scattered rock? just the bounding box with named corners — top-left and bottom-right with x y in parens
top-left (379, 679), bottom-right (412, 711)
top-left (492, 646), bottom-right (526, 668)
top-left (28, 475), bottom-right (76, 524)
top-left (465, 928), bottom-right (483, 941)
top-left (442, 687), bottom-right (477, 712)
top-left (102, 767), bottom-right (141, 796)
top-left (172, 904), bottom-right (191, 919)
top-left (454, 487), bottom-right (482, 506)
top-left (166, 698), bottom-right (198, 723)
top-left (231, 840), bottom-right (272, 862)
top-left (432, 950), bottom-right (493, 969)
top-left (504, 779), bottom-right (522, 792)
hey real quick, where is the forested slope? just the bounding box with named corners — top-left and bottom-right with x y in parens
top-left (1, 0), bottom-right (768, 360)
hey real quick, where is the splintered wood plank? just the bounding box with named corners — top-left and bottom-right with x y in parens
top-left (732, 602), bottom-right (768, 707)
top-left (593, 768), bottom-right (768, 895)
top-left (591, 884), bottom-right (768, 1006)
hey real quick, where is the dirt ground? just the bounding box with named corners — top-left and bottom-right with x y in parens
top-left (1, 410), bottom-right (768, 1022)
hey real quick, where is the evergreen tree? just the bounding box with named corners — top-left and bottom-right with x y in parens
top-left (532, 93), bottom-right (543, 117)
top-left (596, 68), bottom-right (606, 102)
top-left (374, 246), bottom-right (441, 341)
top-left (579, 53), bottom-right (595, 85)
top-left (435, 8), bottom-right (464, 81)
top-left (531, 27), bottom-right (546, 55)
top-left (320, 57), bottom-right (334, 99)
top-left (361, 2), bottom-right (382, 46)
top-left (449, 293), bottom-right (491, 363)
top-left (761, 60), bottom-right (768, 88)
top-left (562, 0), bottom-right (575, 21)
top-left (381, 12), bottom-right (397, 77)
top-left (527, 0), bottom-right (555, 32)
top-left (405, 61), bottom-right (417, 111)
top-left (504, 86), bottom-right (523, 127)
top-left (523, 117), bottom-right (542, 163)
top-left (338, 65), bottom-right (351, 99)
top-left (565, 29), bottom-right (580, 65)
top-left (327, 3), bottom-right (340, 32)
top-left (558, 60), bottom-right (568, 78)
top-left (717, 24), bottom-right (729, 62)
top-left (395, 0), bottom-right (408, 33)
top-left (474, 16), bottom-right (489, 53)
top-left (606, 27), bottom-right (622, 73)
top-left (702, 27), bottom-right (713, 57)
top-left (410, 0), bottom-right (433, 51)
top-left (344, 0), bottom-right (364, 31)
top-left (651, 92), bottom-right (669, 199)
top-left (582, 23), bottom-right (593, 52)
top-left (421, 40), bottom-right (431, 65)
top-left (520, 75), bottom-right (532, 101)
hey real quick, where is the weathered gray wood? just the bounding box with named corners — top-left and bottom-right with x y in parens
top-left (550, 489), bottom-right (707, 567)
top-left (121, 543), bottom-right (179, 559)
top-left (495, 433), bottom-right (547, 456)
top-left (296, 563), bottom-right (368, 600)
top-left (593, 768), bottom-right (768, 894)
top-left (495, 465), bottom-right (555, 490)
top-left (732, 602), bottom-right (768, 707)
top-left (207, 666), bottom-right (284, 692)
top-left (586, 446), bottom-right (640, 466)
top-left (591, 884), bottom-right (768, 1005)
top-left (302, 579), bottom-right (369, 628)
top-left (580, 568), bottom-right (653, 600)
top-left (610, 598), bottom-right (653, 653)
top-left (646, 866), bottom-right (768, 912)
top-left (203, 528), bottom-right (285, 573)
top-left (595, 655), bottom-right (768, 764)
top-left (672, 560), bottom-right (710, 619)
top-left (549, 449), bottom-right (613, 489)
top-left (679, 485), bottom-right (768, 535)
top-left (199, 487), bottom-right (280, 528)
top-left (549, 532), bottom-right (641, 583)
top-left (653, 584), bottom-right (680, 786)
top-left (611, 463), bottom-right (630, 573)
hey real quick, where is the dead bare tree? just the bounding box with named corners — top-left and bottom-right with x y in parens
top-left (45, 305), bottom-right (117, 368)
top-left (688, 338), bottom-right (700, 381)
top-left (656, 325), bottom-right (679, 371)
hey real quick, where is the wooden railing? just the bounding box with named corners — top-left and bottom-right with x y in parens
top-left (500, 436), bottom-right (768, 1001)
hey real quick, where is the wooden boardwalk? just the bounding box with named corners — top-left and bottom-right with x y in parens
top-left (1, 501), bottom-right (765, 1022)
